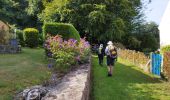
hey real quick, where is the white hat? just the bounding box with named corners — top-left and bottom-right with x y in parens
top-left (107, 41), bottom-right (113, 45)
top-left (99, 44), bottom-right (103, 48)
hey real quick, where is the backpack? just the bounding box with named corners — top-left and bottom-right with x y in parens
top-left (110, 48), bottom-right (117, 58)
top-left (98, 48), bottom-right (102, 54)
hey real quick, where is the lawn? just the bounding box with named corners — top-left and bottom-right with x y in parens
top-left (0, 48), bottom-right (51, 100)
top-left (91, 56), bottom-right (170, 100)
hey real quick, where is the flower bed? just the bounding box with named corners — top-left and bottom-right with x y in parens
top-left (44, 35), bottom-right (90, 73)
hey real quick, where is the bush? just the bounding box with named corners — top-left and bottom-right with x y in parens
top-left (0, 27), bottom-right (11, 45)
top-left (16, 29), bottom-right (25, 46)
top-left (127, 36), bottom-right (141, 50)
top-left (43, 23), bottom-right (80, 40)
top-left (23, 28), bottom-right (39, 48)
top-left (38, 33), bottom-right (44, 46)
top-left (161, 45), bottom-right (170, 53)
top-left (44, 35), bottom-right (90, 73)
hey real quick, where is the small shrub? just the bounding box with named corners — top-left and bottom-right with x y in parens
top-left (42, 23), bottom-right (80, 40)
top-left (16, 29), bottom-right (25, 46)
top-left (44, 35), bottom-right (90, 72)
top-left (38, 34), bottom-right (44, 46)
top-left (161, 45), bottom-right (170, 53)
top-left (23, 28), bottom-right (39, 48)
top-left (113, 42), bottom-right (126, 49)
top-left (0, 26), bottom-right (11, 45)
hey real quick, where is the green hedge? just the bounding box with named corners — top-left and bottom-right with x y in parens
top-left (23, 28), bottom-right (39, 48)
top-left (16, 29), bottom-right (25, 46)
top-left (43, 23), bottom-right (80, 40)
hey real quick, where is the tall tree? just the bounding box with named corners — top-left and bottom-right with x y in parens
top-left (40, 0), bottom-right (143, 44)
top-left (0, 0), bottom-right (44, 29)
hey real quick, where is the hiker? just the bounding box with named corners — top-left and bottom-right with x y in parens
top-left (97, 44), bottom-right (105, 66)
top-left (105, 41), bottom-right (117, 76)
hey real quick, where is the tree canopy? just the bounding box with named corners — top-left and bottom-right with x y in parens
top-left (40, 0), bottom-right (143, 44)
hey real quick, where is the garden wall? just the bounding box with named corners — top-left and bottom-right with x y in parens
top-left (163, 52), bottom-right (170, 81)
top-left (43, 58), bottom-right (92, 100)
top-left (118, 49), bottom-right (150, 73)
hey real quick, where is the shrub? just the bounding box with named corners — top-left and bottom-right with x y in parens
top-left (161, 45), bottom-right (170, 53)
top-left (23, 28), bottom-right (39, 48)
top-left (127, 36), bottom-right (141, 50)
top-left (44, 35), bottom-right (90, 72)
top-left (16, 29), bottom-right (25, 46)
top-left (113, 42), bottom-right (126, 49)
top-left (0, 26), bottom-right (11, 45)
top-left (38, 33), bottom-right (44, 46)
top-left (42, 23), bottom-right (80, 40)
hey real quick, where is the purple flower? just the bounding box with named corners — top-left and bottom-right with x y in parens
top-left (48, 64), bottom-right (53, 68)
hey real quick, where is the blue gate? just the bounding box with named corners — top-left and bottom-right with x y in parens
top-left (151, 53), bottom-right (162, 76)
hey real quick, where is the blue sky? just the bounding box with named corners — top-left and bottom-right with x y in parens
top-left (143, 0), bottom-right (169, 25)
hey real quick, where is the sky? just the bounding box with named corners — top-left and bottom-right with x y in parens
top-left (143, 0), bottom-right (169, 25)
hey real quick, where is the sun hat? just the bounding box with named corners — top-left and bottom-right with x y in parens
top-left (107, 41), bottom-right (113, 45)
top-left (99, 44), bottom-right (103, 48)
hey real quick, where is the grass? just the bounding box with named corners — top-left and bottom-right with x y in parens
top-left (0, 48), bottom-right (51, 100)
top-left (91, 56), bottom-right (170, 100)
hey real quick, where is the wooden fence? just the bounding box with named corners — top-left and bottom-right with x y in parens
top-left (163, 52), bottom-right (170, 80)
top-left (118, 49), bottom-right (151, 73)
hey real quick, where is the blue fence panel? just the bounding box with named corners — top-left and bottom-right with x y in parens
top-left (151, 53), bottom-right (162, 76)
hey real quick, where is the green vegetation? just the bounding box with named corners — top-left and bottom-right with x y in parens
top-left (0, 48), bottom-right (51, 99)
top-left (0, 0), bottom-right (159, 52)
top-left (161, 45), bottom-right (170, 53)
top-left (91, 56), bottom-right (170, 100)
top-left (43, 22), bottom-right (80, 40)
top-left (40, 0), bottom-right (142, 43)
top-left (16, 29), bottom-right (24, 46)
top-left (23, 28), bottom-right (39, 48)
top-left (44, 35), bottom-right (90, 73)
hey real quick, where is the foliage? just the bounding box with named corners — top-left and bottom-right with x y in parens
top-left (161, 45), bottom-right (170, 53)
top-left (40, 0), bottom-right (143, 44)
top-left (127, 36), bottom-right (141, 50)
top-left (44, 35), bottom-right (90, 72)
top-left (43, 22), bottom-right (80, 40)
top-left (113, 42), bottom-right (126, 49)
top-left (134, 22), bottom-right (160, 52)
top-left (23, 28), bottom-right (39, 48)
top-left (16, 29), bottom-right (25, 46)
top-left (0, 26), bottom-right (11, 45)
top-left (0, 0), bottom-right (44, 29)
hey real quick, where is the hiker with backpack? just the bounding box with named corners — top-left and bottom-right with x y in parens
top-left (105, 41), bottom-right (117, 76)
top-left (98, 44), bottom-right (105, 66)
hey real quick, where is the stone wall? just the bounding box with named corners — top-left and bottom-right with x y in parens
top-left (81, 57), bottom-right (92, 100)
top-left (15, 58), bottom-right (92, 100)
top-left (43, 60), bottom-right (92, 100)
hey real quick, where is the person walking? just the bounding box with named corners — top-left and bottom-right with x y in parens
top-left (105, 41), bottom-right (117, 76)
top-left (98, 44), bottom-right (105, 66)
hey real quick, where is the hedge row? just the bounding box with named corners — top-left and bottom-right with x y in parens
top-left (43, 23), bottom-right (80, 40)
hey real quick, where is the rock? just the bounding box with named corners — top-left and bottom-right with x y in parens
top-left (15, 85), bottom-right (48, 100)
